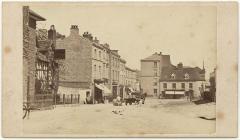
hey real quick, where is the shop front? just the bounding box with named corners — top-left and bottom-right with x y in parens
top-left (95, 83), bottom-right (111, 104)
top-left (162, 90), bottom-right (185, 99)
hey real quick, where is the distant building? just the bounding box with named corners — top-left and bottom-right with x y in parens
top-left (125, 67), bottom-right (138, 92)
top-left (140, 52), bottom-right (205, 99)
top-left (159, 62), bottom-right (205, 99)
top-left (140, 52), bottom-right (171, 96)
top-left (209, 68), bottom-right (216, 102)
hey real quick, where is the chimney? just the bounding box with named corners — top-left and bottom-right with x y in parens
top-left (159, 52), bottom-right (162, 55)
top-left (94, 37), bottom-right (99, 43)
top-left (177, 62), bottom-right (183, 68)
top-left (83, 31), bottom-right (93, 41)
top-left (70, 25), bottom-right (79, 35)
top-left (48, 25), bottom-right (56, 41)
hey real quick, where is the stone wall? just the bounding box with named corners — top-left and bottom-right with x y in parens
top-left (23, 6), bottom-right (37, 104)
top-left (23, 6), bottom-right (29, 103)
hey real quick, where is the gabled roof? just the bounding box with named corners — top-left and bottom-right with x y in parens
top-left (160, 66), bottom-right (205, 82)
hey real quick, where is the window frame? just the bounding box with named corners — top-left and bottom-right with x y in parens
top-left (189, 83), bottom-right (193, 89)
top-left (154, 62), bottom-right (157, 68)
top-left (181, 83), bottom-right (185, 89)
top-left (154, 88), bottom-right (158, 94)
top-left (172, 83), bottom-right (176, 89)
top-left (163, 83), bottom-right (167, 89)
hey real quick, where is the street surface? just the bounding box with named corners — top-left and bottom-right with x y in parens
top-left (23, 98), bottom-right (215, 136)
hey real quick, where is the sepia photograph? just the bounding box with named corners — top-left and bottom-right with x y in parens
top-left (2, 2), bottom-right (238, 137)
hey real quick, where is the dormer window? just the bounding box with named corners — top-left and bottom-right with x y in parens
top-left (184, 73), bottom-right (190, 80)
top-left (171, 73), bottom-right (176, 79)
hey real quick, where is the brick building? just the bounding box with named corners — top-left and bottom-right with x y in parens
top-left (23, 6), bottom-right (62, 108)
top-left (140, 52), bottom-right (205, 98)
top-left (56, 25), bottom-right (111, 103)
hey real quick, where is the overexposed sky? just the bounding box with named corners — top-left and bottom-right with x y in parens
top-left (30, 3), bottom-right (216, 78)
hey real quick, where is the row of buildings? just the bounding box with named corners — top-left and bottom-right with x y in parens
top-left (23, 7), bottom-right (139, 108)
top-left (140, 52), bottom-right (206, 99)
top-left (56, 25), bottom-right (139, 103)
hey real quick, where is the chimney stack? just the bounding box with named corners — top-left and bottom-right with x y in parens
top-left (48, 25), bottom-right (56, 40)
top-left (94, 37), bottom-right (99, 43)
top-left (83, 31), bottom-right (93, 41)
top-left (48, 25), bottom-right (56, 48)
top-left (177, 62), bottom-right (183, 68)
top-left (70, 25), bottom-right (79, 35)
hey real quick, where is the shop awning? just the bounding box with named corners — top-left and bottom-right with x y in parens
top-left (95, 84), bottom-right (112, 96)
top-left (128, 87), bottom-right (134, 92)
top-left (95, 84), bottom-right (104, 91)
top-left (100, 84), bottom-right (112, 94)
top-left (165, 91), bottom-right (185, 95)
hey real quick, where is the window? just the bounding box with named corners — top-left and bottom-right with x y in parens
top-left (163, 83), bottom-right (167, 89)
top-left (154, 89), bottom-right (158, 94)
top-left (99, 51), bottom-right (101, 60)
top-left (154, 71), bottom-right (157, 76)
top-left (172, 83), bottom-right (176, 89)
top-left (154, 78), bottom-right (158, 86)
top-left (94, 65), bottom-right (96, 78)
top-left (189, 83), bottom-right (193, 89)
top-left (184, 73), bottom-right (190, 80)
top-left (171, 73), bottom-right (176, 79)
top-left (181, 83), bottom-right (185, 89)
top-left (86, 91), bottom-right (90, 97)
top-left (94, 49), bottom-right (97, 58)
top-left (154, 82), bottom-right (157, 86)
top-left (154, 62), bottom-right (157, 68)
top-left (99, 66), bottom-right (101, 78)
top-left (112, 70), bottom-right (114, 80)
top-left (103, 64), bottom-right (105, 77)
top-left (94, 65), bottom-right (96, 72)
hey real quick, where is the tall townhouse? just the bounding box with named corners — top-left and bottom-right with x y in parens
top-left (109, 50), bottom-right (120, 98)
top-left (56, 25), bottom-right (111, 104)
top-left (119, 58), bottom-right (127, 98)
top-left (140, 52), bottom-right (171, 97)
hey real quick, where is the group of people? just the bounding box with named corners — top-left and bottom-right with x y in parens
top-left (112, 92), bottom-right (147, 106)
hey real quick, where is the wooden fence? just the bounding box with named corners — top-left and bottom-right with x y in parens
top-left (25, 94), bottom-right (54, 109)
top-left (56, 94), bottom-right (81, 105)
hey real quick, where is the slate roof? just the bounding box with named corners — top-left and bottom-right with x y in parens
top-left (160, 65), bottom-right (205, 82)
top-left (29, 9), bottom-right (46, 21)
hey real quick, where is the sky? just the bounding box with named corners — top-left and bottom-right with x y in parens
top-left (30, 3), bottom-right (217, 78)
